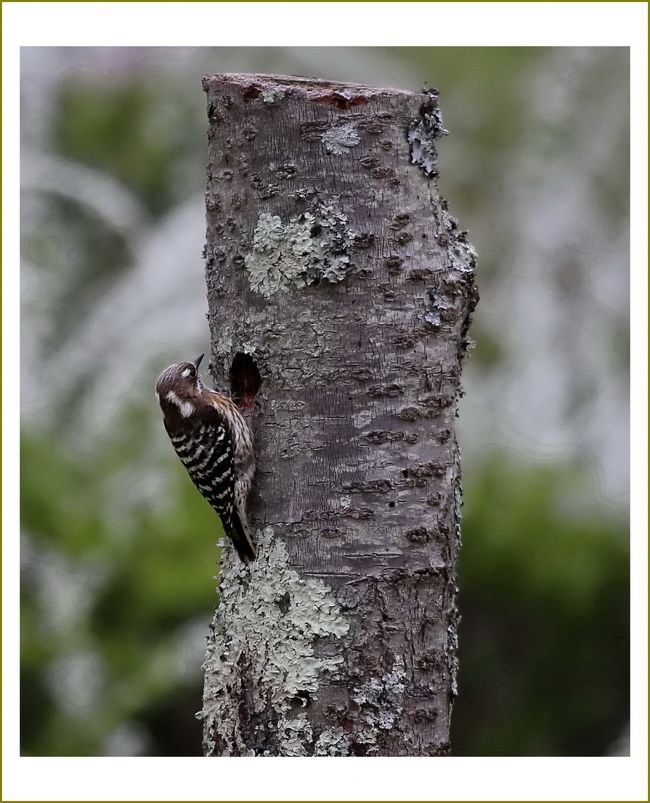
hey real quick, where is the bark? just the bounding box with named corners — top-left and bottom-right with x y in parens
top-left (199, 73), bottom-right (478, 757)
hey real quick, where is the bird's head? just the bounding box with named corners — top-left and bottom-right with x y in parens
top-left (155, 354), bottom-right (205, 417)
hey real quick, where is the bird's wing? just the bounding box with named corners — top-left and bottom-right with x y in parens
top-left (171, 416), bottom-right (255, 564)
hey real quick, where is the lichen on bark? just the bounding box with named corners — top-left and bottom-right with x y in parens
top-left (244, 201), bottom-right (356, 297)
top-left (201, 527), bottom-right (349, 756)
top-left (407, 87), bottom-right (449, 177)
top-left (245, 212), bottom-right (314, 297)
top-left (201, 72), bottom-right (478, 757)
top-left (321, 121), bottom-right (361, 154)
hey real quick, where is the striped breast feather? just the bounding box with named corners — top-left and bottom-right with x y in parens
top-left (170, 423), bottom-right (235, 521)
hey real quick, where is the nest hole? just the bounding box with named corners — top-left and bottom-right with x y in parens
top-left (230, 353), bottom-right (261, 408)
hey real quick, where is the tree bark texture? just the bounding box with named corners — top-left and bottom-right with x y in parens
top-left (199, 73), bottom-right (478, 757)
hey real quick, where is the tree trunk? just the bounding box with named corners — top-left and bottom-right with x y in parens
top-left (199, 73), bottom-right (478, 757)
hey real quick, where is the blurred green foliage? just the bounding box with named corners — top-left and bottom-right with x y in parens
top-left (454, 457), bottom-right (628, 756)
top-left (21, 432), bottom-right (221, 755)
top-left (54, 77), bottom-right (204, 216)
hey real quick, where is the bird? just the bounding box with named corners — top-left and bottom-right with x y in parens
top-left (155, 354), bottom-right (256, 564)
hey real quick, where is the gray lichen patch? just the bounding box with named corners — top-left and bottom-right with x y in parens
top-left (261, 87), bottom-right (285, 104)
top-left (245, 204), bottom-right (356, 297)
top-left (439, 207), bottom-right (478, 274)
top-left (275, 713), bottom-right (312, 757)
top-left (423, 289), bottom-right (452, 329)
top-left (313, 202), bottom-right (354, 283)
top-left (321, 121), bottom-right (361, 155)
top-left (352, 660), bottom-right (406, 751)
top-left (214, 327), bottom-right (234, 356)
top-left (201, 527), bottom-right (349, 756)
top-left (407, 88), bottom-right (448, 177)
top-left (314, 726), bottom-right (351, 756)
top-left (245, 212), bottom-right (313, 298)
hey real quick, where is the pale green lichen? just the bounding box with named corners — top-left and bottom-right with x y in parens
top-left (261, 87), bottom-right (285, 104)
top-left (201, 527), bottom-right (349, 756)
top-left (314, 727), bottom-right (351, 756)
top-left (245, 212), bottom-right (314, 298)
top-left (245, 204), bottom-right (355, 297)
top-left (321, 122), bottom-right (360, 155)
top-left (274, 713), bottom-right (312, 757)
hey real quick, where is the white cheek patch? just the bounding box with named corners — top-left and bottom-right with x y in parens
top-left (181, 368), bottom-right (191, 378)
top-left (166, 390), bottom-right (195, 418)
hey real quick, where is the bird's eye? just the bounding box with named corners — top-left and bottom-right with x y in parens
top-left (181, 365), bottom-right (195, 379)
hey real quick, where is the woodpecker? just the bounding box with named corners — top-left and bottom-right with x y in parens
top-left (155, 354), bottom-right (256, 564)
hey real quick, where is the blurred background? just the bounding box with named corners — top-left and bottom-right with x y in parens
top-left (20, 47), bottom-right (629, 757)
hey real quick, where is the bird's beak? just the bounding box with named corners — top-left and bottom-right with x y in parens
top-left (194, 353), bottom-right (204, 370)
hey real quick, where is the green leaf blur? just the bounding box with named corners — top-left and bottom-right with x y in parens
top-left (21, 432), bottom-right (222, 756)
top-left (453, 457), bottom-right (628, 756)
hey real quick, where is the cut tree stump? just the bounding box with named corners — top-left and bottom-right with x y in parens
top-left (199, 73), bottom-right (478, 757)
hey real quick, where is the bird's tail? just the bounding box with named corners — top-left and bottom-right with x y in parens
top-left (227, 510), bottom-right (256, 565)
